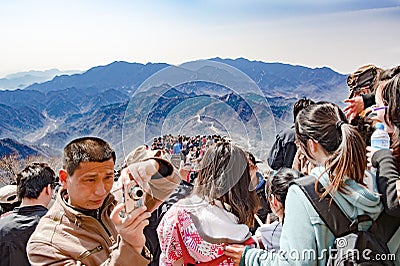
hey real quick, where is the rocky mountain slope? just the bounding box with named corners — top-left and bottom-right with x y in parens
top-left (0, 58), bottom-right (348, 160)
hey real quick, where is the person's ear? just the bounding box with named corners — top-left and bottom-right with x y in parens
top-left (59, 169), bottom-right (68, 189)
top-left (269, 194), bottom-right (276, 207)
top-left (272, 194), bottom-right (279, 208)
top-left (307, 139), bottom-right (318, 153)
top-left (45, 184), bottom-right (51, 196)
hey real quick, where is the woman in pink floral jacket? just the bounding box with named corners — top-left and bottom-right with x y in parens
top-left (157, 141), bottom-right (259, 265)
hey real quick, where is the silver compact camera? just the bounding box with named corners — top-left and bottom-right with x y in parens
top-left (120, 183), bottom-right (144, 217)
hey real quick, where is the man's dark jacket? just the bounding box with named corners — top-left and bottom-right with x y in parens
top-left (0, 205), bottom-right (47, 266)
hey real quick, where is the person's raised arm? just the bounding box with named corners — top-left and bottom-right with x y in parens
top-left (370, 149), bottom-right (400, 216)
top-left (343, 96), bottom-right (364, 122)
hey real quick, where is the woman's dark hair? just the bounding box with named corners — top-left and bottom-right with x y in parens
top-left (381, 73), bottom-right (400, 170)
top-left (295, 102), bottom-right (367, 198)
top-left (265, 168), bottom-right (300, 209)
top-left (350, 115), bottom-right (374, 146)
top-left (380, 65), bottom-right (400, 81)
top-left (193, 141), bottom-right (259, 227)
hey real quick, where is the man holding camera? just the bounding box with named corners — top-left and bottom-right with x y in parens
top-left (28, 137), bottom-right (172, 265)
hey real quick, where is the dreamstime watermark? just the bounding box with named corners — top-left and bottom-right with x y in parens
top-left (331, 236), bottom-right (396, 263)
top-left (259, 248), bottom-right (396, 262)
top-left (260, 240), bottom-right (396, 262)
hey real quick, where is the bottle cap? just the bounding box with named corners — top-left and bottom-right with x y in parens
top-left (375, 122), bottom-right (385, 130)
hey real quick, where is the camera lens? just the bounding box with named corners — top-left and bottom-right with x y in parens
top-left (128, 185), bottom-right (144, 200)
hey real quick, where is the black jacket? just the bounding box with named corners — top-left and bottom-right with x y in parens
top-left (267, 126), bottom-right (297, 170)
top-left (362, 93), bottom-right (376, 109)
top-left (0, 205), bottom-right (48, 266)
top-left (372, 149), bottom-right (400, 217)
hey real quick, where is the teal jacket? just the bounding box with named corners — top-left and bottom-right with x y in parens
top-left (243, 167), bottom-right (383, 266)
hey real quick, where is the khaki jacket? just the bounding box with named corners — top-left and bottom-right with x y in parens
top-left (27, 189), bottom-right (149, 266)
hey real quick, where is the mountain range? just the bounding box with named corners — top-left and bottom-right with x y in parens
top-left (0, 69), bottom-right (81, 90)
top-left (0, 58), bottom-right (349, 162)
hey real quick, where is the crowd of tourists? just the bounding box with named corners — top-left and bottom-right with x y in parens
top-left (0, 64), bottom-right (399, 266)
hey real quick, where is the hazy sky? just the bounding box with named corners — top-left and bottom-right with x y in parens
top-left (1, 0), bottom-right (399, 77)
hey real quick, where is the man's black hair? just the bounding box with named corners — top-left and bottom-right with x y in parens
top-left (293, 98), bottom-right (315, 122)
top-left (63, 136), bottom-right (116, 176)
top-left (16, 162), bottom-right (56, 200)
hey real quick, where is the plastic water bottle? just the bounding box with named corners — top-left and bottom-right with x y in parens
top-left (371, 122), bottom-right (390, 150)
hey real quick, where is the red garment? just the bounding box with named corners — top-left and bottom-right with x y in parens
top-left (158, 196), bottom-right (255, 265)
top-left (158, 207), bottom-right (233, 265)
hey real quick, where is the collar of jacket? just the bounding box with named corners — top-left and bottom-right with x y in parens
top-left (56, 189), bottom-right (116, 224)
top-left (13, 205), bottom-right (48, 215)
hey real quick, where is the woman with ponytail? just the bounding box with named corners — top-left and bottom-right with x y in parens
top-left (225, 102), bottom-right (384, 266)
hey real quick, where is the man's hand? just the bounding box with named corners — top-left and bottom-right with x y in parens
top-left (110, 204), bottom-right (151, 253)
top-left (224, 244), bottom-right (246, 266)
top-left (343, 96), bottom-right (364, 122)
top-left (178, 161), bottom-right (191, 182)
top-left (121, 159), bottom-right (159, 191)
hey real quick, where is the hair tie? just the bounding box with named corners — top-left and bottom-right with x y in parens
top-left (335, 120), bottom-right (345, 130)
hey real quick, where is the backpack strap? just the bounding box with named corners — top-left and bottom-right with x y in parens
top-left (369, 212), bottom-right (400, 254)
top-left (370, 212), bottom-right (400, 243)
top-left (387, 222), bottom-right (400, 254)
top-left (293, 175), bottom-right (353, 237)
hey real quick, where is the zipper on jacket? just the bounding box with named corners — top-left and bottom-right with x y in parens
top-left (109, 235), bottom-right (116, 245)
top-left (77, 245), bottom-right (103, 261)
top-left (77, 214), bottom-right (114, 246)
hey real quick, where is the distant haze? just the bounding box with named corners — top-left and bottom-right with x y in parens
top-left (0, 1), bottom-right (399, 77)
top-left (0, 69), bottom-right (82, 90)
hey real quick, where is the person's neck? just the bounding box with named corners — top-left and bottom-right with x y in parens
top-left (21, 198), bottom-right (47, 208)
top-left (274, 208), bottom-right (284, 223)
top-left (278, 214), bottom-right (284, 223)
top-left (313, 144), bottom-right (330, 166)
top-left (65, 197), bottom-right (104, 220)
top-left (77, 207), bottom-right (102, 220)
